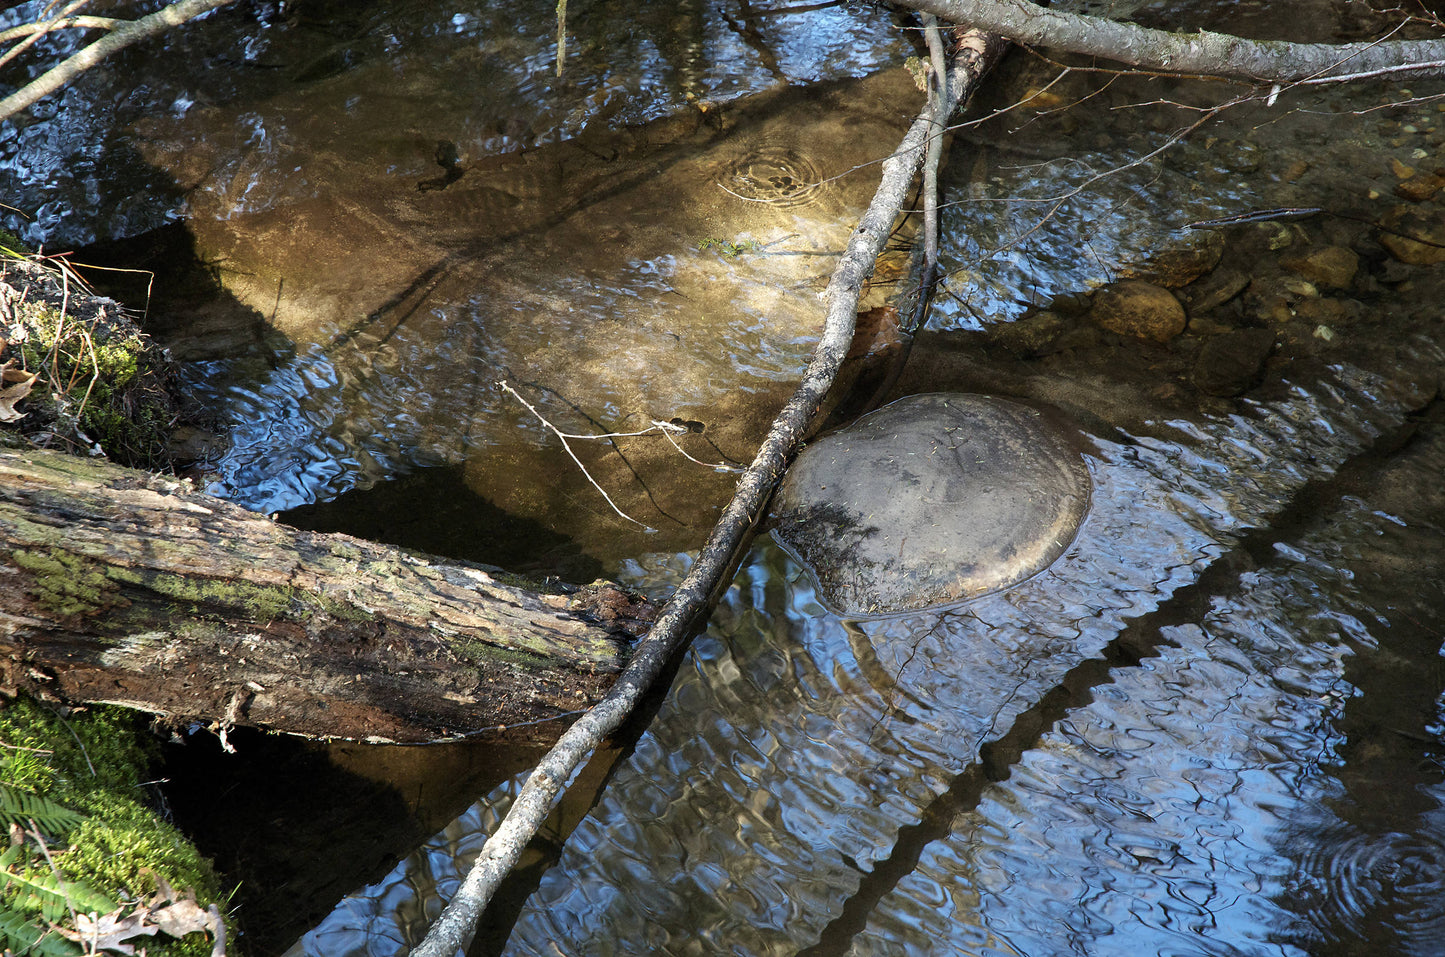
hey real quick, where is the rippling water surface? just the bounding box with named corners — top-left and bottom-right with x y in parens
top-left (5, 1), bottom-right (1445, 955)
top-left (293, 350), bottom-right (1445, 956)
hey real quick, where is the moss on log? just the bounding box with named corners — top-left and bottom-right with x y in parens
top-left (0, 447), bottom-right (649, 744)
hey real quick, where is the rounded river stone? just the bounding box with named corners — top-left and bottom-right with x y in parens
top-left (771, 394), bottom-right (1091, 616)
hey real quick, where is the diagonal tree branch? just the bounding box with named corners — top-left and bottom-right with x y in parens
top-left (902, 0), bottom-right (1445, 83)
top-left (0, 17), bottom-right (122, 47)
top-left (411, 27), bottom-right (1011, 957)
top-left (0, 0), bottom-right (238, 124)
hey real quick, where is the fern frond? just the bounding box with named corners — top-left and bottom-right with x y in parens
top-left (0, 847), bottom-right (117, 924)
top-left (0, 785), bottom-right (84, 835)
top-left (0, 903), bottom-right (80, 956)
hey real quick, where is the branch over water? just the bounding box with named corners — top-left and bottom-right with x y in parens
top-left (412, 27), bottom-right (1010, 957)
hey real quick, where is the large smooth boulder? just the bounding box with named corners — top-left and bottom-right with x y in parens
top-left (771, 394), bottom-right (1091, 616)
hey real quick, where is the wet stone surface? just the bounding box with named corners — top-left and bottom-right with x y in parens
top-left (770, 393), bottom-right (1091, 617)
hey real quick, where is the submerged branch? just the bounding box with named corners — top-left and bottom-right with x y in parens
top-left (412, 28), bottom-right (1010, 957)
top-left (902, 0), bottom-right (1445, 83)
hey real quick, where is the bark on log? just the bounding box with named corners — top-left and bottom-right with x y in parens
top-left (0, 447), bottom-right (650, 744)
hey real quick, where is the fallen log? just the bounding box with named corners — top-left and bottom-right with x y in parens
top-left (0, 446), bottom-right (651, 744)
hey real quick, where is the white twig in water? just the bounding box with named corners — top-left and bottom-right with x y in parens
top-left (498, 380), bottom-right (652, 530)
top-left (651, 420), bottom-right (745, 472)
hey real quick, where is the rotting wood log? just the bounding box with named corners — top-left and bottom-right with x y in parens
top-left (0, 446), bottom-right (652, 744)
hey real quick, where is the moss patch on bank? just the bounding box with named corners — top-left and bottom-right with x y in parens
top-left (1, 256), bottom-right (175, 470)
top-left (0, 696), bottom-right (229, 955)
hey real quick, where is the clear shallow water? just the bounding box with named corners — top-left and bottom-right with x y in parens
top-left (291, 352), bottom-right (1445, 956)
top-left (6, 1), bottom-right (1445, 954)
top-left (0, 0), bottom-right (908, 246)
top-left (3, 0), bottom-right (921, 569)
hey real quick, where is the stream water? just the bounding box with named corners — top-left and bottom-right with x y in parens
top-left (3, 1), bottom-right (1445, 955)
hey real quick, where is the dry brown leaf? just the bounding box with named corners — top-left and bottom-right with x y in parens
top-left (150, 897), bottom-right (215, 938)
top-left (0, 358), bottom-right (38, 423)
top-left (62, 908), bottom-right (158, 956)
top-left (54, 876), bottom-right (227, 957)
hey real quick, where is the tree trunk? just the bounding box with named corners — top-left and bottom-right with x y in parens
top-left (0, 447), bottom-right (651, 744)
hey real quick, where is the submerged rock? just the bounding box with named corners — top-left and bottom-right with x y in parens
top-left (1116, 229), bottom-right (1225, 289)
top-left (1379, 205), bottom-right (1445, 265)
top-left (1089, 280), bottom-right (1187, 342)
top-left (1192, 327), bottom-right (1276, 397)
top-left (131, 66), bottom-right (922, 545)
top-left (1281, 245), bottom-right (1358, 290)
top-left (771, 394), bottom-right (1091, 616)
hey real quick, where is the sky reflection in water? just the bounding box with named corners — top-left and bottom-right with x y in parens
top-left (295, 357), bottom-right (1445, 956)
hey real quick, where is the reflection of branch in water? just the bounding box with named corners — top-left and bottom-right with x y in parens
top-left (845, 620), bottom-right (933, 743)
top-left (797, 401), bottom-right (1435, 957)
top-left (719, 1), bottom-right (787, 82)
top-left (935, 101), bottom-right (1219, 296)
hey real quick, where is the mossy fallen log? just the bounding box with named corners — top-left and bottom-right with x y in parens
top-left (0, 447), bottom-right (650, 744)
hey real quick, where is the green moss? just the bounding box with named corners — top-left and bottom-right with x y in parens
top-left (9, 297), bottom-right (173, 470)
top-left (316, 592), bottom-right (377, 622)
top-left (451, 638), bottom-right (552, 671)
top-left (697, 236), bottom-right (763, 259)
top-left (484, 567), bottom-right (567, 595)
top-left (0, 227), bottom-right (31, 258)
top-left (0, 698), bottom-right (227, 955)
top-left (104, 566), bottom-right (297, 622)
top-left (12, 548), bottom-right (114, 617)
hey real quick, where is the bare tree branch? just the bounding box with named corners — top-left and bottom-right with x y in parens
top-left (0, 17), bottom-right (121, 46)
top-left (0, 0), bottom-right (93, 70)
top-left (411, 29), bottom-right (1011, 957)
top-left (0, 0), bottom-right (238, 124)
top-left (921, 14), bottom-right (948, 270)
top-left (902, 0), bottom-right (1445, 83)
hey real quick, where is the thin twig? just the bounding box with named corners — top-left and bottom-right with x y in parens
top-left (28, 824), bottom-right (81, 936)
top-left (0, 0), bottom-right (92, 70)
top-left (0, 16), bottom-right (120, 48)
top-left (412, 30), bottom-right (1008, 956)
top-left (653, 421), bottom-right (745, 472)
top-left (498, 380), bottom-right (653, 530)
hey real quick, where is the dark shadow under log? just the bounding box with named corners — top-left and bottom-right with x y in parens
top-left (0, 447), bottom-right (651, 744)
